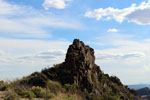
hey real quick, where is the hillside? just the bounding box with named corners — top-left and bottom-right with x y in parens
top-left (128, 84), bottom-right (150, 90)
top-left (136, 87), bottom-right (150, 100)
top-left (137, 87), bottom-right (150, 96)
top-left (0, 39), bottom-right (142, 100)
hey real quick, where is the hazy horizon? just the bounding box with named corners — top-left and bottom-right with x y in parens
top-left (0, 0), bottom-right (150, 85)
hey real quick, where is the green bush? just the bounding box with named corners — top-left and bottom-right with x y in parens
top-left (87, 95), bottom-right (102, 100)
top-left (101, 94), bottom-right (119, 100)
top-left (12, 84), bottom-right (29, 95)
top-left (46, 80), bottom-right (62, 94)
top-left (53, 63), bottom-right (62, 68)
top-left (44, 91), bottom-right (55, 100)
top-left (91, 73), bottom-right (96, 82)
top-left (101, 75), bottom-right (107, 83)
top-left (64, 84), bottom-right (79, 93)
top-left (87, 93), bottom-right (119, 100)
top-left (21, 90), bottom-right (35, 99)
top-left (64, 96), bottom-right (74, 100)
top-left (0, 81), bottom-right (8, 91)
top-left (31, 86), bottom-right (45, 98)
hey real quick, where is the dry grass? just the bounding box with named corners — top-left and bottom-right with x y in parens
top-left (0, 91), bottom-right (8, 99)
top-left (50, 93), bottom-right (83, 100)
top-left (0, 91), bottom-right (83, 100)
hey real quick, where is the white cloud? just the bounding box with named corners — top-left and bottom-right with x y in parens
top-left (94, 42), bottom-right (150, 84)
top-left (85, 0), bottom-right (150, 25)
top-left (0, 37), bottom-right (70, 65)
top-left (0, 0), bottom-right (21, 15)
top-left (98, 40), bottom-right (150, 84)
top-left (105, 17), bottom-right (111, 21)
top-left (0, 38), bottom-right (69, 66)
top-left (19, 50), bottom-right (66, 61)
top-left (0, 0), bottom-right (81, 38)
top-left (107, 28), bottom-right (118, 32)
top-left (86, 33), bottom-right (150, 84)
top-left (0, 38), bottom-right (70, 54)
top-left (0, 37), bottom-right (70, 80)
top-left (43, 0), bottom-right (71, 10)
top-left (96, 52), bottom-right (144, 60)
top-left (0, 17), bottom-right (52, 38)
top-left (144, 39), bottom-right (150, 42)
top-left (94, 40), bottom-right (150, 84)
top-left (1, 35), bottom-right (150, 84)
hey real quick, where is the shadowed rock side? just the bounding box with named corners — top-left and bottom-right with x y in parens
top-left (20, 39), bottom-right (142, 100)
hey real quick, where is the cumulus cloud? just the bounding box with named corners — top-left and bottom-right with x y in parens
top-left (85, 0), bottom-right (150, 25)
top-left (43, 0), bottom-right (71, 10)
top-left (107, 28), bottom-right (118, 32)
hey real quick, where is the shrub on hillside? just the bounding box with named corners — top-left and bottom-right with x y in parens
top-left (31, 86), bottom-right (45, 98)
top-left (20, 72), bottom-right (48, 87)
top-left (4, 90), bottom-right (19, 100)
top-left (64, 84), bottom-right (80, 93)
top-left (31, 86), bottom-right (56, 99)
top-left (101, 93), bottom-right (119, 100)
top-left (53, 63), bottom-right (62, 68)
top-left (12, 84), bottom-right (29, 95)
top-left (64, 96), bottom-right (74, 100)
top-left (0, 81), bottom-right (8, 91)
top-left (46, 80), bottom-right (62, 94)
top-left (44, 91), bottom-right (55, 100)
top-left (21, 90), bottom-right (35, 99)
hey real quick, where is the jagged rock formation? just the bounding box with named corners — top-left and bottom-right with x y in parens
top-left (21, 39), bottom-right (142, 100)
top-left (59, 39), bottom-right (102, 92)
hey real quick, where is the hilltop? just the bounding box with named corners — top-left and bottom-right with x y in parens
top-left (0, 39), bottom-right (142, 100)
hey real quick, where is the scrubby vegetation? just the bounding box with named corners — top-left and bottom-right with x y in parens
top-left (0, 81), bottom-right (8, 91)
top-left (0, 64), bottom-right (142, 100)
top-left (0, 63), bottom-right (142, 100)
top-left (0, 74), bottom-right (83, 100)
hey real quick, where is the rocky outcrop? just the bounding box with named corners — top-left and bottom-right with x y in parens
top-left (21, 39), bottom-right (142, 100)
top-left (62, 39), bottom-right (103, 92)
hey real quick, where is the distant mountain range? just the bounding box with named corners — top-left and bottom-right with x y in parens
top-left (136, 87), bottom-right (150, 96)
top-left (128, 84), bottom-right (150, 90)
top-left (136, 87), bottom-right (150, 100)
top-left (128, 84), bottom-right (150, 100)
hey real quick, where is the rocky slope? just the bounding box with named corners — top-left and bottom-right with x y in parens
top-left (20, 39), bottom-right (142, 100)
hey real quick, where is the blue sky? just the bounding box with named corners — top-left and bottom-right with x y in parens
top-left (0, 0), bottom-right (150, 85)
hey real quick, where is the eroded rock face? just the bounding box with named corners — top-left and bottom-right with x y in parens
top-left (65, 39), bottom-right (95, 70)
top-left (63, 39), bottom-right (101, 92)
